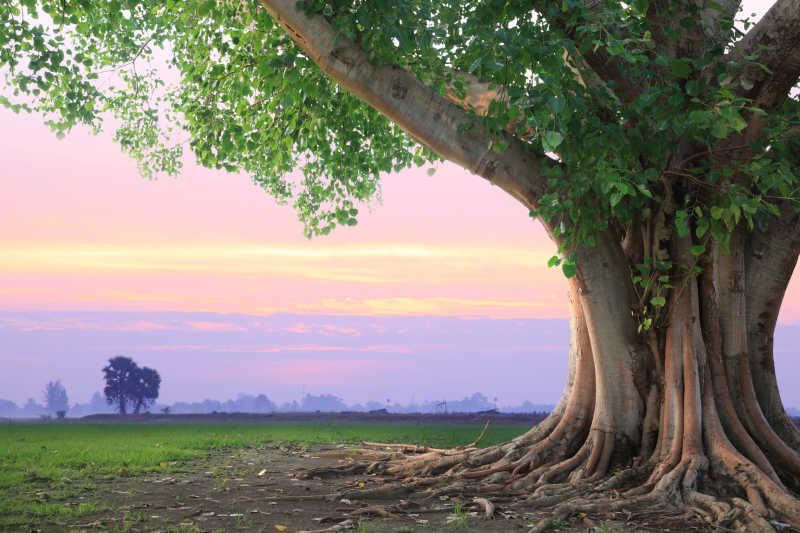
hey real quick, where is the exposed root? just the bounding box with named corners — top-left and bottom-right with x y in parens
top-left (471, 497), bottom-right (495, 519)
top-left (295, 463), bottom-right (371, 479)
top-left (359, 442), bottom-right (457, 454)
top-left (285, 266), bottom-right (800, 533)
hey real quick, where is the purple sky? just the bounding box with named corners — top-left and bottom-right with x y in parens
top-left (1, 0), bottom-right (797, 409)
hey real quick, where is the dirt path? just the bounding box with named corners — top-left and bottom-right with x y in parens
top-left (24, 443), bottom-right (715, 533)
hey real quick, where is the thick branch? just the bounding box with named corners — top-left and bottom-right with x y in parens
top-left (698, 0), bottom-right (741, 45)
top-left (734, 0), bottom-right (800, 109)
top-left (257, 0), bottom-right (555, 210)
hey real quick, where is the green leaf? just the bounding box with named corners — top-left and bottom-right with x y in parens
top-left (562, 262), bottom-right (577, 278)
top-left (467, 56), bottom-right (482, 74)
top-left (633, 0), bottom-right (650, 14)
top-left (548, 255), bottom-right (561, 267)
top-left (491, 140), bottom-right (509, 153)
top-left (542, 131), bottom-right (564, 152)
top-left (689, 244), bottom-right (705, 256)
top-left (198, 0), bottom-right (215, 17)
top-left (696, 217), bottom-right (709, 238)
top-left (650, 296), bottom-right (666, 307)
top-left (547, 96), bottom-right (565, 115)
top-left (669, 59), bottom-right (692, 79)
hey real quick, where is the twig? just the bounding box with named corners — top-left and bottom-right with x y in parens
top-left (465, 419), bottom-right (491, 448)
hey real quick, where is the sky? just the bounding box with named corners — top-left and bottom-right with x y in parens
top-left (1, 0), bottom-right (797, 408)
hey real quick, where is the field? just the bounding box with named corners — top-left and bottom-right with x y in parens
top-left (1, 420), bottom-right (533, 532)
top-left (1, 419), bottom-right (720, 532)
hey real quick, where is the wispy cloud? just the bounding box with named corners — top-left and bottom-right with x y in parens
top-left (300, 296), bottom-right (568, 318)
top-left (188, 321), bottom-right (247, 332)
top-left (284, 322), bottom-right (360, 336)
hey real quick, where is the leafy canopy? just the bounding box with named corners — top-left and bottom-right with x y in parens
top-left (1, 0), bottom-right (798, 244)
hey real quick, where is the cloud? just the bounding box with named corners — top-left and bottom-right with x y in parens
top-left (283, 322), bottom-right (360, 336)
top-left (132, 343), bottom-right (410, 354)
top-left (300, 296), bottom-right (568, 318)
top-left (188, 321), bottom-right (247, 332)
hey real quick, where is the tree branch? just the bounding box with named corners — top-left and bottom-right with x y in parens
top-left (533, 1), bottom-right (640, 103)
top-left (698, 0), bottom-right (741, 44)
top-left (733, 0), bottom-right (800, 110)
top-left (257, 0), bottom-right (557, 210)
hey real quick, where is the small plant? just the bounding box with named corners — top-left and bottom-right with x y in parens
top-left (551, 516), bottom-right (568, 529)
top-left (446, 501), bottom-right (470, 528)
top-left (595, 524), bottom-right (622, 533)
top-left (355, 519), bottom-right (375, 533)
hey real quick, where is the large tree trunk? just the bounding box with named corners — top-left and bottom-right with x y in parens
top-left (299, 215), bottom-right (800, 531)
top-left (258, 1), bottom-right (800, 529)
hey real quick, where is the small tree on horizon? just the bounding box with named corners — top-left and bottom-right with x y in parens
top-left (43, 380), bottom-right (68, 417)
top-left (131, 366), bottom-right (161, 414)
top-left (102, 356), bottom-right (161, 415)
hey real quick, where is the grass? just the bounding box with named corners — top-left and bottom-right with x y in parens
top-left (0, 421), bottom-right (526, 528)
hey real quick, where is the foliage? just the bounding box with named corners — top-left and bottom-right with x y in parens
top-left (42, 379), bottom-right (68, 416)
top-left (102, 356), bottom-right (161, 414)
top-left (0, 1), bottom-right (797, 264)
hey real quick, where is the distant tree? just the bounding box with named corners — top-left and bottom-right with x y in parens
top-left (102, 356), bottom-right (161, 414)
top-left (253, 394), bottom-right (276, 413)
top-left (43, 380), bottom-right (68, 417)
top-left (0, 398), bottom-right (18, 417)
top-left (22, 398), bottom-right (44, 417)
top-left (88, 391), bottom-right (110, 413)
top-left (131, 366), bottom-right (161, 414)
top-left (103, 356), bottom-right (137, 414)
top-left (301, 393), bottom-right (347, 412)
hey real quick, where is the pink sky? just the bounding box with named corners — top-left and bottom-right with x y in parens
top-left (1, 0), bottom-right (797, 408)
top-left (0, 110), bottom-right (566, 319)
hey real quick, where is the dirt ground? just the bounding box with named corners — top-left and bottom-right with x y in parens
top-left (17, 442), bottom-right (720, 533)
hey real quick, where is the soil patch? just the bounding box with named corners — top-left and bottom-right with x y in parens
top-left (16, 443), bottom-right (719, 533)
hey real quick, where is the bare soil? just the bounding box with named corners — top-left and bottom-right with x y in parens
top-left (17, 442), bottom-right (719, 533)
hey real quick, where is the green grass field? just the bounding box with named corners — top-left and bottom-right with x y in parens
top-left (0, 421), bottom-right (527, 529)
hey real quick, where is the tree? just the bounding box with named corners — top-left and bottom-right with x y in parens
top-left (2, 0), bottom-right (799, 529)
top-left (131, 366), bottom-right (161, 414)
top-left (43, 379), bottom-right (69, 417)
top-left (102, 356), bottom-right (160, 414)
